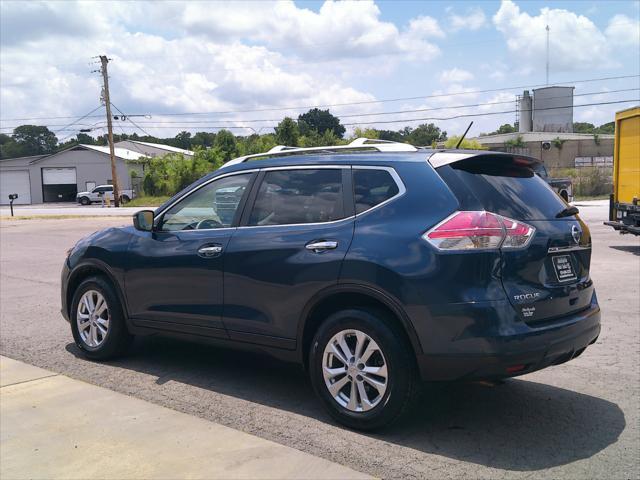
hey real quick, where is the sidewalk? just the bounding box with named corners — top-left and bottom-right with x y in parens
top-left (0, 356), bottom-right (372, 480)
top-left (0, 204), bottom-right (147, 217)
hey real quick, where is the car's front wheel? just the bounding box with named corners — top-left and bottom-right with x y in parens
top-left (70, 276), bottom-right (132, 360)
top-left (79, 196), bottom-right (90, 205)
top-left (309, 308), bottom-right (417, 430)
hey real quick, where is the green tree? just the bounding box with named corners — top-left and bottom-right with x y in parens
top-left (444, 136), bottom-right (487, 150)
top-left (214, 129), bottom-right (238, 161)
top-left (275, 117), bottom-right (299, 146)
top-left (297, 108), bottom-right (346, 138)
top-left (141, 150), bottom-right (218, 196)
top-left (239, 134), bottom-right (277, 155)
top-left (0, 133), bottom-right (22, 159)
top-left (377, 129), bottom-right (406, 142)
top-left (12, 125), bottom-right (58, 155)
top-left (192, 131), bottom-right (216, 148)
top-left (486, 123), bottom-right (517, 135)
top-left (504, 135), bottom-right (525, 148)
top-left (174, 131), bottom-right (192, 150)
top-left (352, 127), bottom-right (379, 139)
top-left (573, 122), bottom-right (595, 134)
top-left (595, 121), bottom-right (615, 134)
top-left (407, 123), bottom-right (446, 146)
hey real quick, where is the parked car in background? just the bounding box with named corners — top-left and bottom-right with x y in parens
top-left (534, 164), bottom-right (573, 202)
top-left (76, 185), bottom-right (135, 205)
top-left (605, 106), bottom-right (640, 236)
top-left (61, 139), bottom-right (600, 430)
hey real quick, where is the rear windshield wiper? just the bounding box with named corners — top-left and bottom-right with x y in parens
top-left (556, 205), bottom-right (579, 218)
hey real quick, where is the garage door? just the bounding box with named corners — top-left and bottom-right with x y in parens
top-left (0, 170), bottom-right (31, 205)
top-left (42, 167), bottom-right (77, 202)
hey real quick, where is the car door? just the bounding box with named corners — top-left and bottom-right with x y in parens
top-left (223, 166), bottom-right (355, 344)
top-left (126, 171), bottom-right (255, 335)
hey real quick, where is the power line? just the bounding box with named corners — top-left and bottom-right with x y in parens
top-left (111, 88), bottom-right (638, 125)
top-left (342, 99), bottom-right (639, 126)
top-left (74, 98), bottom-right (637, 132)
top-left (110, 103), bottom-right (155, 139)
top-left (2, 73), bottom-right (638, 123)
top-left (51, 106), bottom-right (105, 144)
top-left (3, 93), bottom-right (636, 134)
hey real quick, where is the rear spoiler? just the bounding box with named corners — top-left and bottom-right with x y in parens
top-left (427, 151), bottom-right (541, 169)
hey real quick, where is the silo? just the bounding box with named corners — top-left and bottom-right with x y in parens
top-left (532, 86), bottom-right (574, 132)
top-left (519, 90), bottom-right (533, 133)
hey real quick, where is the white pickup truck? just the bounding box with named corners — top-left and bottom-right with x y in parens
top-left (76, 185), bottom-right (135, 205)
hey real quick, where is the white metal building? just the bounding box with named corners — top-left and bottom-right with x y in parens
top-left (0, 144), bottom-right (146, 205)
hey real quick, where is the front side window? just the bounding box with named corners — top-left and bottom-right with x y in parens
top-left (248, 169), bottom-right (344, 226)
top-left (160, 173), bottom-right (251, 231)
top-left (353, 168), bottom-right (400, 214)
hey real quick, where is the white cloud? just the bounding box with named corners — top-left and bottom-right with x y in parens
top-left (448, 7), bottom-right (487, 31)
top-left (439, 68), bottom-right (474, 84)
top-left (605, 14), bottom-right (640, 46)
top-left (493, 0), bottom-right (615, 72)
top-left (0, 13), bottom-right (377, 137)
top-left (181, 0), bottom-right (443, 61)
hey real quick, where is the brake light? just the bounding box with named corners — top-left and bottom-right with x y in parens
top-left (424, 211), bottom-right (535, 251)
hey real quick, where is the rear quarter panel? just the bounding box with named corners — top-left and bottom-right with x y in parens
top-left (339, 162), bottom-right (508, 353)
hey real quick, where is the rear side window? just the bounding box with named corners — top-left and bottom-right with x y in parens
top-left (353, 168), bottom-right (400, 214)
top-left (248, 169), bottom-right (345, 226)
top-left (439, 156), bottom-right (568, 220)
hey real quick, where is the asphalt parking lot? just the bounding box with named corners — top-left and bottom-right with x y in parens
top-left (1, 201), bottom-right (638, 479)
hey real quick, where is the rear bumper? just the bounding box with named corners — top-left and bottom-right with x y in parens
top-left (416, 297), bottom-right (601, 381)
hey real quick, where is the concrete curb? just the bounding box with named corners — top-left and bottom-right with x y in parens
top-left (0, 356), bottom-right (372, 480)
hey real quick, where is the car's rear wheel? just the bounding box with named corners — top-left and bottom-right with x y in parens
top-left (309, 308), bottom-right (417, 430)
top-left (119, 195), bottom-right (130, 204)
top-left (79, 196), bottom-right (90, 205)
top-left (70, 276), bottom-right (132, 360)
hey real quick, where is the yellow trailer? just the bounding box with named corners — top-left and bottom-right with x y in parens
top-left (605, 106), bottom-right (640, 235)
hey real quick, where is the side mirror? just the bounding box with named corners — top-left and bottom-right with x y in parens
top-left (133, 210), bottom-right (154, 232)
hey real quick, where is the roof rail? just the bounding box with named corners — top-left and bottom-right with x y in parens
top-left (220, 137), bottom-right (417, 169)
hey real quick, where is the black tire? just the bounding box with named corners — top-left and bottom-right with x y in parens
top-left (70, 276), bottom-right (132, 360)
top-left (560, 190), bottom-right (569, 202)
top-left (309, 308), bottom-right (417, 430)
top-left (119, 195), bottom-right (130, 204)
top-left (79, 197), bottom-right (90, 206)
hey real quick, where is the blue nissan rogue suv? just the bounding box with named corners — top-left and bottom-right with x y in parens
top-left (61, 139), bottom-right (601, 430)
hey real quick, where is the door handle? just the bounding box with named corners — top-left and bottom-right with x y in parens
top-left (198, 245), bottom-right (223, 257)
top-left (305, 240), bottom-right (338, 253)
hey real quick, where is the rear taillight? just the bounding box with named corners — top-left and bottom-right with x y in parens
top-left (424, 211), bottom-right (535, 251)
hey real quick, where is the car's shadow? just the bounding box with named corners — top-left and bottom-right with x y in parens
top-left (610, 245), bottom-right (640, 256)
top-left (66, 336), bottom-right (625, 472)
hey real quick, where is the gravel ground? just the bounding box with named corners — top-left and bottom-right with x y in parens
top-left (1, 202), bottom-right (638, 479)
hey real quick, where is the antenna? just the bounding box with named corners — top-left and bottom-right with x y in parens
top-left (455, 121), bottom-right (473, 149)
top-left (546, 24), bottom-right (550, 86)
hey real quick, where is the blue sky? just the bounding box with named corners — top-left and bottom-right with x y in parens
top-left (1, 0), bottom-right (638, 140)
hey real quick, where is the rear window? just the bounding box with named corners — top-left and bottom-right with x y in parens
top-left (353, 168), bottom-right (399, 214)
top-left (438, 156), bottom-right (568, 220)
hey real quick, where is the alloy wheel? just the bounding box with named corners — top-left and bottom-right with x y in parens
top-left (76, 290), bottom-right (110, 347)
top-left (322, 329), bottom-right (388, 412)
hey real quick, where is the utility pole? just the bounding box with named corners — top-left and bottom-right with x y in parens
top-left (545, 24), bottom-right (550, 86)
top-left (99, 55), bottom-right (120, 207)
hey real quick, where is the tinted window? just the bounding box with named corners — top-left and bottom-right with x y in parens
top-left (161, 173), bottom-right (251, 231)
top-left (443, 157), bottom-right (567, 220)
top-left (353, 169), bottom-right (400, 214)
top-left (248, 169), bottom-right (344, 226)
